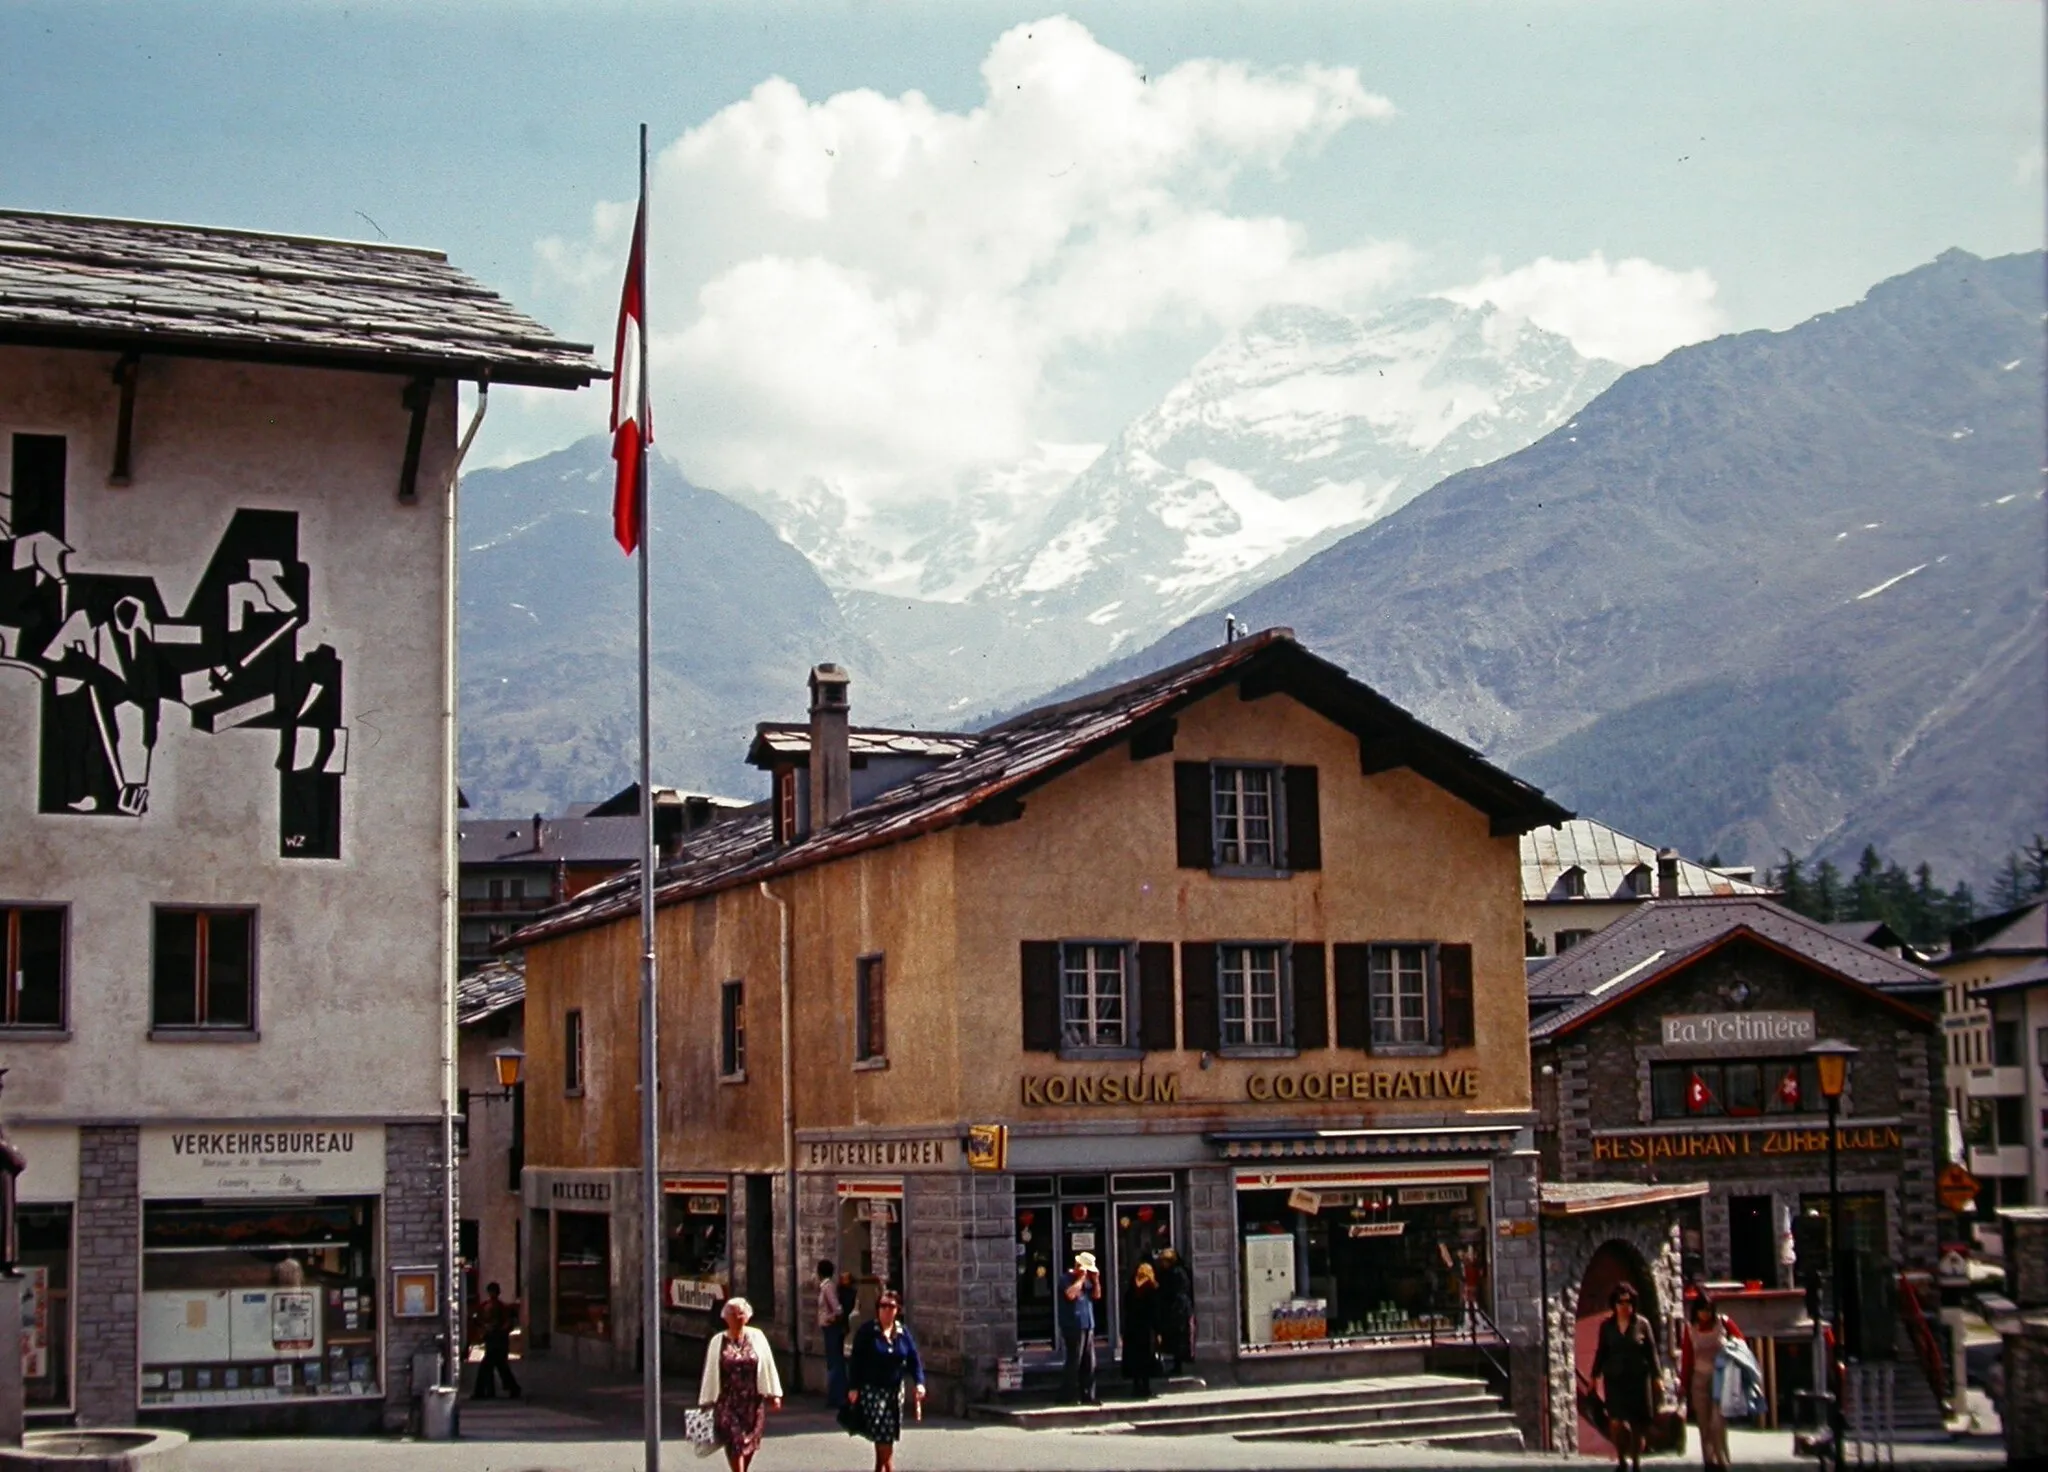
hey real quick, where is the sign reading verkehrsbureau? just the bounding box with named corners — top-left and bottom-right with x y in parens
top-left (1659, 1011), bottom-right (1815, 1054)
top-left (140, 1124), bottom-right (386, 1198)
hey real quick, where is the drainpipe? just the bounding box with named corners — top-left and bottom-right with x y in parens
top-left (759, 879), bottom-right (801, 1391)
top-left (438, 382), bottom-right (464, 1396)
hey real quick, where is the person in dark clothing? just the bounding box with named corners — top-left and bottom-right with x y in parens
top-left (1591, 1283), bottom-right (1661, 1472)
top-left (818, 1259), bottom-right (850, 1408)
top-left (1157, 1247), bottom-right (1194, 1375)
top-left (1059, 1251), bottom-right (1102, 1405)
top-left (1121, 1262), bottom-right (1162, 1398)
top-left (847, 1292), bottom-right (924, 1472)
top-left (471, 1281), bottom-right (521, 1400)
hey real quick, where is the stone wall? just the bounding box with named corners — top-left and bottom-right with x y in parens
top-left (1536, 1210), bottom-right (1689, 1453)
top-left (904, 1173), bottom-right (1014, 1412)
top-left (75, 1126), bottom-right (138, 1427)
top-left (1185, 1166), bottom-right (1237, 1369)
top-left (1490, 1152), bottom-right (1543, 1437)
top-left (382, 1122), bottom-right (451, 1431)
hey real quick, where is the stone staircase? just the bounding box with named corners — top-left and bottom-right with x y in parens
top-left (976, 1373), bottom-right (1524, 1451)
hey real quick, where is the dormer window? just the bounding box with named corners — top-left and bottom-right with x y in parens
top-left (1627, 864), bottom-right (1654, 898)
top-left (1561, 865), bottom-right (1587, 900)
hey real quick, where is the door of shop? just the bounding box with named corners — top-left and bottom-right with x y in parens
top-left (1729, 1195), bottom-right (1776, 1285)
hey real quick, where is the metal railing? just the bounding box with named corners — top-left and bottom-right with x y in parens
top-left (1895, 1272), bottom-right (1946, 1403)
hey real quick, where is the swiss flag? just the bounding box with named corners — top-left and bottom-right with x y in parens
top-left (1777, 1067), bottom-right (1803, 1109)
top-left (610, 200), bottom-right (651, 554)
top-left (1686, 1071), bottom-right (1714, 1112)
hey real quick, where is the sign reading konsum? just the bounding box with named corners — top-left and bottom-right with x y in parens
top-left (140, 1124), bottom-right (386, 1199)
top-left (1661, 1011), bottom-right (1815, 1054)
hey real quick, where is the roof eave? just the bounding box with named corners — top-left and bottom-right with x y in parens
top-left (0, 321), bottom-right (604, 389)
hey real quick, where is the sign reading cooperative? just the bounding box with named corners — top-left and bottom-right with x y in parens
top-left (141, 1124), bottom-right (386, 1199)
top-left (1660, 1011), bottom-right (1815, 1053)
top-left (1019, 1067), bottom-right (1480, 1106)
top-left (1591, 1124), bottom-right (1903, 1162)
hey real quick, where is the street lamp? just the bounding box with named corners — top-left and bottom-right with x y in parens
top-left (1809, 1038), bottom-right (1858, 1460)
top-left (487, 1047), bottom-right (525, 1101)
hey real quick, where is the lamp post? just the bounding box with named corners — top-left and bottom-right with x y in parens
top-left (1809, 1039), bottom-right (1858, 1462)
top-left (489, 1047), bottom-right (526, 1099)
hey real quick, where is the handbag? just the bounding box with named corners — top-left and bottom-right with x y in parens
top-left (1575, 1374), bottom-right (1609, 1438)
top-left (683, 1406), bottom-right (718, 1452)
top-left (1646, 1408), bottom-right (1687, 1455)
top-left (837, 1399), bottom-right (867, 1436)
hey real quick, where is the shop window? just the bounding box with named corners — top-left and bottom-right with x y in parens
top-left (720, 981), bottom-right (746, 1079)
top-left (1173, 763), bottom-right (1320, 873)
top-left (1218, 944), bottom-right (1285, 1049)
top-left (150, 908), bottom-right (255, 1031)
top-left (663, 1187), bottom-right (729, 1311)
top-left (140, 1198), bottom-right (380, 1407)
top-left (1061, 943), bottom-right (1129, 1049)
top-left (838, 1195), bottom-right (903, 1316)
top-left (1, 904), bottom-right (65, 1029)
top-left (1797, 1191), bottom-right (1886, 1257)
top-left (21, 1203), bottom-right (72, 1410)
top-left (563, 1009), bottom-right (584, 1095)
top-left (855, 954), bottom-right (885, 1065)
top-left (554, 1210), bottom-right (611, 1338)
top-left (1652, 1058), bottom-right (1819, 1119)
top-left (1237, 1181), bottom-right (1487, 1345)
top-left (1368, 945), bottom-right (1431, 1049)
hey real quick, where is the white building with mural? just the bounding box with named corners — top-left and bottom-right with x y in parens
top-left (0, 210), bottom-right (598, 1431)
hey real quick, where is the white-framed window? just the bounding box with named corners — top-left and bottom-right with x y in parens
top-left (1060, 943), bottom-right (1128, 1048)
top-left (1368, 944), bottom-right (1430, 1048)
top-left (1219, 943), bottom-right (1284, 1047)
top-left (1211, 766), bottom-right (1278, 869)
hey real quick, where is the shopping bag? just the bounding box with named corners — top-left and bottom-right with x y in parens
top-left (683, 1406), bottom-right (719, 1455)
top-left (1574, 1374), bottom-right (1609, 1438)
top-left (837, 1400), bottom-right (867, 1436)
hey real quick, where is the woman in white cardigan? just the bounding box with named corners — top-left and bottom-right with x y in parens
top-left (699, 1297), bottom-right (783, 1472)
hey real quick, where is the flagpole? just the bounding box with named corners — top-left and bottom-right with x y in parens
top-left (635, 120), bottom-right (663, 1472)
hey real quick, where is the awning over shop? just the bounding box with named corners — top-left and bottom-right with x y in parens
top-left (1539, 1181), bottom-right (1710, 1217)
top-left (1210, 1124), bottom-right (1525, 1160)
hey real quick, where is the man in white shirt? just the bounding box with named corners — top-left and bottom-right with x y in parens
top-left (817, 1258), bottom-right (849, 1407)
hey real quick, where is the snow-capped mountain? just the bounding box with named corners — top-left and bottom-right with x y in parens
top-left (970, 297), bottom-right (1623, 662)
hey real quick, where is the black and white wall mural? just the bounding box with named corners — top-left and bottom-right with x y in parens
top-left (2, 433), bottom-right (348, 858)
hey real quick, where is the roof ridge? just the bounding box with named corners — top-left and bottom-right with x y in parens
top-left (0, 207), bottom-right (445, 260)
top-left (983, 627), bottom-right (1292, 733)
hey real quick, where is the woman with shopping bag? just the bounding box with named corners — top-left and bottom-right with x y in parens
top-left (696, 1297), bottom-right (784, 1471)
top-left (1591, 1283), bottom-right (1661, 1472)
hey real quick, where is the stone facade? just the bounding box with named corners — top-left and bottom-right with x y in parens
top-left (2000, 1209), bottom-right (2048, 1470)
top-left (74, 1127), bottom-right (139, 1428)
top-left (1535, 938), bottom-right (1944, 1279)
top-left (1184, 1165), bottom-right (1237, 1369)
top-left (382, 1123), bottom-right (454, 1431)
top-left (1489, 1152), bottom-right (1544, 1434)
top-left (1535, 1210), bottom-right (1689, 1453)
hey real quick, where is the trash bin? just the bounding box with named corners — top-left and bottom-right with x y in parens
top-left (422, 1384), bottom-right (458, 1440)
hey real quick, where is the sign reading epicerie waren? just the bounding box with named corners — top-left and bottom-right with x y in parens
top-left (1660, 1011), bottom-right (1815, 1055)
top-left (140, 1124), bottom-right (386, 1199)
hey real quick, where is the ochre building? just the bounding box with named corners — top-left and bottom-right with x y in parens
top-left (513, 631), bottom-right (1569, 1426)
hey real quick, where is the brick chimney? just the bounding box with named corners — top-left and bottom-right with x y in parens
top-left (808, 664), bottom-right (852, 831)
top-left (1656, 847), bottom-right (1680, 899)
top-left (531, 813), bottom-right (545, 853)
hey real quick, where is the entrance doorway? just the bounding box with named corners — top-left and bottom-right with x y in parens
top-left (1728, 1195), bottom-right (1776, 1286)
top-left (1013, 1173), bottom-right (1181, 1360)
top-left (1574, 1241), bottom-right (1656, 1458)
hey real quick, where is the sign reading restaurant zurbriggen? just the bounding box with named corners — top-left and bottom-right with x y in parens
top-left (140, 1123), bottom-right (386, 1199)
top-left (1020, 1067), bottom-right (1482, 1106)
top-left (1591, 1123), bottom-right (1902, 1163)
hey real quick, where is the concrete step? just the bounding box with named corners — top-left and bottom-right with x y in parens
top-left (975, 1373), bottom-right (1482, 1431)
top-left (1237, 1408), bottom-right (1524, 1446)
top-left (1129, 1392), bottom-right (1504, 1438)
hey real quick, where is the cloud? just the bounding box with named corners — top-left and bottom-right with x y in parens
top-left (535, 16), bottom-right (1402, 513)
top-left (1442, 252), bottom-right (1726, 367)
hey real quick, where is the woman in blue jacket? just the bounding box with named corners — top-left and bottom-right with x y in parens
top-left (847, 1291), bottom-right (925, 1472)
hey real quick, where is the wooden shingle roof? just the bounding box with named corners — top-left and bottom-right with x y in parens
top-left (0, 209), bottom-right (601, 387)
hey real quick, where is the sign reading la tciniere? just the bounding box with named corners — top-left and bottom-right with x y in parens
top-left (1660, 1011), bottom-right (1815, 1054)
top-left (140, 1124), bottom-right (386, 1199)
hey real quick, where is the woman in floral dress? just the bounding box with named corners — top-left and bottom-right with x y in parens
top-left (698, 1297), bottom-right (783, 1472)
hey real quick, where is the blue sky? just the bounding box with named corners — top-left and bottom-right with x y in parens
top-left (4, 0), bottom-right (2040, 474)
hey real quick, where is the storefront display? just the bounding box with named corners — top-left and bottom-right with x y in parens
top-left (138, 1199), bottom-right (380, 1406)
top-left (1237, 1167), bottom-right (1490, 1347)
top-left (836, 1182), bottom-right (903, 1318)
top-left (20, 1204), bottom-right (70, 1411)
top-left (663, 1179), bottom-right (729, 1311)
top-left (554, 1210), bottom-right (611, 1340)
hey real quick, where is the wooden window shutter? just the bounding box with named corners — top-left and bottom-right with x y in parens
top-left (1137, 942), bottom-right (1177, 1051)
top-left (1282, 765), bottom-right (1321, 871)
top-left (1179, 941), bottom-right (1219, 1052)
top-left (1020, 941), bottom-right (1060, 1052)
top-left (1439, 943), bottom-right (1475, 1050)
top-left (1333, 943), bottom-right (1371, 1051)
top-left (1173, 762), bottom-right (1213, 869)
top-left (1292, 942), bottom-right (1328, 1050)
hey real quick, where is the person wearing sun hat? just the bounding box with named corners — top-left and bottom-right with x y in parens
top-left (1059, 1250), bottom-right (1102, 1405)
